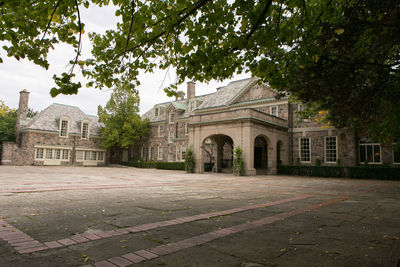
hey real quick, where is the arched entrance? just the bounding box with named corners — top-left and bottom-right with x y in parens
top-left (254, 135), bottom-right (269, 174)
top-left (202, 134), bottom-right (233, 173)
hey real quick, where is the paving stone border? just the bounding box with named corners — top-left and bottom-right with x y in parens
top-left (0, 195), bottom-right (311, 254)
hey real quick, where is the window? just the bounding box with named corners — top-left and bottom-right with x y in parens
top-left (155, 107), bottom-right (159, 117)
top-left (81, 122), bottom-right (89, 139)
top-left (188, 101), bottom-right (195, 112)
top-left (98, 152), bottom-right (104, 161)
top-left (54, 149), bottom-right (61, 159)
top-left (158, 146), bottom-right (163, 160)
top-left (393, 146), bottom-right (400, 164)
top-left (325, 137), bottom-right (337, 163)
top-left (76, 150), bottom-right (84, 161)
top-left (168, 131), bottom-right (174, 143)
top-left (182, 146), bottom-right (186, 160)
top-left (36, 148), bottom-right (44, 159)
top-left (62, 150), bottom-right (69, 160)
top-left (46, 149), bottom-right (53, 159)
top-left (270, 106), bottom-right (278, 117)
top-left (60, 120), bottom-right (68, 137)
top-left (185, 122), bottom-right (189, 135)
top-left (359, 138), bottom-right (381, 164)
top-left (158, 125), bottom-right (164, 137)
top-left (150, 147), bottom-right (154, 160)
top-left (299, 137), bottom-right (311, 162)
top-left (84, 151), bottom-right (91, 160)
top-left (91, 151), bottom-right (97, 160)
top-left (169, 112), bottom-right (175, 124)
top-left (176, 145), bottom-right (181, 161)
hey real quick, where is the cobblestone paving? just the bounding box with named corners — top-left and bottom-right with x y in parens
top-left (0, 166), bottom-right (399, 267)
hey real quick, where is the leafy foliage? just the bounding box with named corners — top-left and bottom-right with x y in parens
top-left (0, 101), bottom-right (17, 159)
top-left (184, 146), bottom-right (195, 173)
top-left (1, 0), bottom-right (399, 140)
top-left (232, 146), bottom-right (244, 176)
top-left (98, 87), bottom-right (149, 149)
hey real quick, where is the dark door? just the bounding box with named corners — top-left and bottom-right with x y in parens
top-left (254, 147), bottom-right (262, 168)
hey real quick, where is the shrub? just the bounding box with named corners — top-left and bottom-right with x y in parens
top-left (204, 162), bottom-right (214, 172)
top-left (184, 146), bottom-right (195, 173)
top-left (232, 146), bottom-right (245, 176)
top-left (278, 165), bottom-right (400, 180)
top-left (155, 161), bottom-right (185, 170)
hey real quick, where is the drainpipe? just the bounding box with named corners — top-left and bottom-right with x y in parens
top-left (289, 102), bottom-right (294, 165)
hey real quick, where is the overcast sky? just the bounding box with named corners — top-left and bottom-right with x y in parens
top-left (0, 4), bottom-right (250, 116)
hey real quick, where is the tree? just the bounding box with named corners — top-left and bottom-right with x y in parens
top-left (0, 101), bottom-right (17, 159)
top-left (97, 87), bottom-right (149, 152)
top-left (2, 0), bottom-right (399, 140)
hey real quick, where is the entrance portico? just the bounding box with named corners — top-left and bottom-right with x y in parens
top-left (189, 108), bottom-right (289, 175)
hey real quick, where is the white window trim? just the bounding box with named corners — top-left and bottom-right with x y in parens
top-left (158, 146), bottom-right (163, 160)
top-left (270, 106), bottom-right (278, 117)
top-left (59, 117), bottom-right (70, 138)
top-left (324, 136), bottom-right (338, 163)
top-left (185, 122), bottom-right (189, 135)
top-left (81, 120), bottom-right (90, 139)
top-left (168, 131), bottom-right (174, 143)
top-left (34, 145), bottom-right (72, 161)
top-left (158, 125), bottom-right (164, 137)
top-left (393, 143), bottom-right (400, 164)
top-left (359, 142), bottom-right (382, 164)
top-left (169, 112), bottom-right (175, 124)
top-left (299, 137), bottom-right (311, 163)
top-left (75, 148), bottom-right (106, 163)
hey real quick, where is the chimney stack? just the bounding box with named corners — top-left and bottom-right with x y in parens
top-left (187, 81), bottom-right (196, 99)
top-left (18, 89), bottom-right (30, 120)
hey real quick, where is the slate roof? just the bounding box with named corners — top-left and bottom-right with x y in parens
top-left (22, 103), bottom-right (103, 136)
top-left (141, 77), bottom-right (276, 123)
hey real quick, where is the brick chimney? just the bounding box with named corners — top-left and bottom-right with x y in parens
top-left (18, 89), bottom-right (30, 120)
top-left (187, 81), bottom-right (195, 99)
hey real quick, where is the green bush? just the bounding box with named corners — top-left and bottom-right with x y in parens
top-left (184, 146), bottom-right (195, 173)
top-left (232, 146), bottom-right (245, 176)
top-left (155, 161), bottom-right (185, 170)
top-left (123, 160), bottom-right (155, 168)
top-left (278, 165), bottom-right (400, 180)
top-left (204, 162), bottom-right (214, 172)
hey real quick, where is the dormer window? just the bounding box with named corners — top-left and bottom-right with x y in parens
top-left (81, 121), bottom-right (89, 139)
top-left (59, 118), bottom-right (69, 137)
top-left (188, 101), bottom-right (195, 112)
top-left (155, 107), bottom-right (159, 117)
top-left (169, 112), bottom-right (174, 124)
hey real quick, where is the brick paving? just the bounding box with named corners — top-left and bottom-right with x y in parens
top-left (0, 166), bottom-right (399, 267)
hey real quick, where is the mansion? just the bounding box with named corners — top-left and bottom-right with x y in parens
top-left (2, 78), bottom-right (399, 174)
top-left (139, 78), bottom-right (399, 175)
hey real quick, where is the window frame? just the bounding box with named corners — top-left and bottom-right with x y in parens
top-left (158, 125), bottom-right (164, 137)
top-left (169, 112), bottom-right (175, 124)
top-left (168, 131), bottom-right (174, 143)
top-left (392, 142), bottom-right (400, 164)
top-left (158, 146), bottom-right (163, 160)
top-left (185, 122), bottom-right (189, 135)
top-left (299, 137), bottom-right (311, 163)
top-left (155, 107), bottom-right (159, 117)
top-left (359, 141), bottom-right (381, 164)
top-left (59, 118), bottom-right (69, 137)
top-left (270, 106), bottom-right (278, 117)
top-left (81, 121), bottom-right (90, 139)
top-left (324, 136), bottom-right (338, 163)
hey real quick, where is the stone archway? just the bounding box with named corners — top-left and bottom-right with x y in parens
top-left (202, 134), bottom-right (233, 173)
top-left (254, 135), bottom-right (270, 174)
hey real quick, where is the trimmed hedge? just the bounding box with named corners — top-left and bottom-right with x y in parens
top-left (278, 165), bottom-right (400, 180)
top-left (122, 161), bottom-right (184, 170)
top-left (154, 161), bottom-right (185, 170)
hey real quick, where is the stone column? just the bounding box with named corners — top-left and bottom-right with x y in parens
top-left (242, 124), bottom-right (256, 176)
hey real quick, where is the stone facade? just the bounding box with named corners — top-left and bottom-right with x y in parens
top-left (139, 78), bottom-right (400, 175)
top-left (1, 90), bottom-right (108, 166)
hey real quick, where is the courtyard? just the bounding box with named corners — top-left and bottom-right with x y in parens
top-left (0, 166), bottom-right (399, 267)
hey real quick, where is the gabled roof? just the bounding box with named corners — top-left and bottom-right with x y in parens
top-left (196, 78), bottom-right (254, 110)
top-left (23, 103), bottom-right (103, 136)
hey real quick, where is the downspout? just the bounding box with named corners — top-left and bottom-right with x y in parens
top-left (289, 102), bottom-right (294, 165)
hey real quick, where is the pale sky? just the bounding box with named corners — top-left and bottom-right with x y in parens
top-left (0, 4), bottom-right (250, 116)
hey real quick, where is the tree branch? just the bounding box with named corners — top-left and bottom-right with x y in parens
top-left (245, 0), bottom-right (273, 40)
top-left (40, 0), bottom-right (62, 42)
top-left (69, 0), bottom-right (82, 74)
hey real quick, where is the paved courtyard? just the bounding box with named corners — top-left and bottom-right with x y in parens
top-left (0, 166), bottom-right (399, 267)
